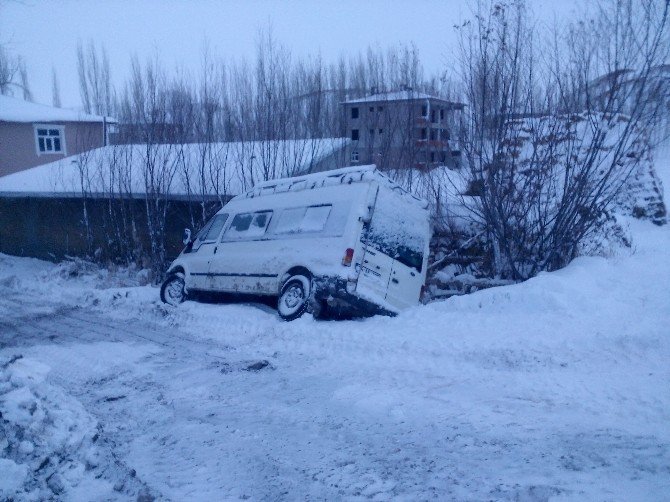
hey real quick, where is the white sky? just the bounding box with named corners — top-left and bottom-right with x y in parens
top-left (1, 0), bottom-right (581, 109)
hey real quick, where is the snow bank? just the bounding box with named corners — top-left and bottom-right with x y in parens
top-left (0, 355), bottom-right (112, 500)
top-left (0, 210), bottom-right (668, 498)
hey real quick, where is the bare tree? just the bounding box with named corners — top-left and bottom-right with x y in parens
top-left (77, 40), bottom-right (113, 115)
top-left (0, 46), bottom-right (31, 98)
top-left (51, 67), bottom-right (62, 108)
top-left (455, 0), bottom-right (668, 280)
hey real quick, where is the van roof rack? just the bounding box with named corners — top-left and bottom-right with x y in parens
top-left (238, 165), bottom-right (428, 208)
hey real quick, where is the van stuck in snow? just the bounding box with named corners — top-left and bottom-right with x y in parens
top-left (159, 165), bottom-right (431, 320)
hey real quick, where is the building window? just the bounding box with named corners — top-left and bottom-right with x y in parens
top-left (351, 150), bottom-right (359, 162)
top-left (421, 128), bottom-right (427, 140)
top-left (351, 129), bottom-right (359, 141)
top-left (378, 128), bottom-right (383, 134)
top-left (351, 107), bottom-right (359, 119)
top-left (421, 105), bottom-right (428, 117)
top-left (377, 106), bottom-right (383, 112)
top-left (430, 129), bottom-right (437, 141)
top-left (431, 110), bottom-right (436, 123)
top-left (34, 125), bottom-right (65, 155)
top-left (369, 128), bottom-right (375, 137)
top-left (369, 106), bottom-right (374, 113)
top-left (430, 152), bottom-right (435, 162)
top-left (440, 109), bottom-right (445, 120)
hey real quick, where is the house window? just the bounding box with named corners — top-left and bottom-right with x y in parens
top-left (378, 128), bottom-right (383, 134)
top-left (431, 110), bottom-right (436, 123)
top-left (421, 128), bottom-right (427, 140)
top-left (430, 152), bottom-right (436, 162)
top-left (351, 129), bottom-right (359, 141)
top-left (34, 125), bottom-right (65, 155)
top-left (351, 107), bottom-right (359, 119)
top-left (351, 150), bottom-right (359, 162)
top-left (421, 105), bottom-right (428, 117)
top-left (377, 106), bottom-right (383, 112)
top-left (440, 109), bottom-right (445, 120)
top-left (430, 129), bottom-right (437, 141)
top-left (369, 106), bottom-right (374, 113)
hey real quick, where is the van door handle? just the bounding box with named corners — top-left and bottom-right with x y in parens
top-left (391, 278), bottom-right (399, 284)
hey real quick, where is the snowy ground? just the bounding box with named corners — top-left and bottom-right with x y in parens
top-left (1, 217), bottom-right (669, 500)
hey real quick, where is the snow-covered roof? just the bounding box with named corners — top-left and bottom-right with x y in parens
top-left (0, 95), bottom-right (117, 124)
top-left (343, 91), bottom-right (464, 108)
top-left (0, 138), bottom-right (349, 199)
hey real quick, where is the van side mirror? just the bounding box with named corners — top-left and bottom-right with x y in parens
top-left (182, 228), bottom-right (192, 245)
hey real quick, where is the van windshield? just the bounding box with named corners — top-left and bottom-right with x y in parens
top-left (197, 213), bottom-right (229, 242)
top-left (364, 189), bottom-right (427, 272)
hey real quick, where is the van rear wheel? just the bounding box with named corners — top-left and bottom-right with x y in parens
top-left (278, 275), bottom-right (310, 321)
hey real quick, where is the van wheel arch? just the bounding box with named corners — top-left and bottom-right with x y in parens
top-left (279, 266), bottom-right (312, 294)
top-left (169, 266), bottom-right (186, 275)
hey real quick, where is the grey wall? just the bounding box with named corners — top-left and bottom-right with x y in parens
top-left (0, 196), bottom-right (219, 264)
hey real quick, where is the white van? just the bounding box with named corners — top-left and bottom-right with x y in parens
top-left (160, 165), bottom-right (431, 320)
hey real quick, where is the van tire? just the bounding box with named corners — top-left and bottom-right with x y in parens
top-left (278, 275), bottom-right (310, 321)
top-left (160, 272), bottom-right (186, 306)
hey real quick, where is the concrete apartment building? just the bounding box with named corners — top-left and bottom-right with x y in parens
top-left (0, 94), bottom-right (117, 178)
top-left (342, 91), bottom-right (464, 171)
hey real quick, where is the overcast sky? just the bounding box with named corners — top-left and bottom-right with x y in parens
top-left (1, 0), bottom-right (581, 109)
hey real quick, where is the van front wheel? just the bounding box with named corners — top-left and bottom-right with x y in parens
top-left (160, 272), bottom-right (186, 306)
top-left (278, 275), bottom-right (310, 321)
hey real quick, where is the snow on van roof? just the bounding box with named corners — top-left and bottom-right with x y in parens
top-left (0, 94), bottom-right (117, 123)
top-left (239, 164), bottom-right (429, 209)
top-left (0, 138), bottom-right (349, 199)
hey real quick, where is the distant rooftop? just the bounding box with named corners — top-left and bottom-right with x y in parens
top-left (0, 94), bottom-right (117, 124)
top-left (343, 91), bottom-right (464, 108)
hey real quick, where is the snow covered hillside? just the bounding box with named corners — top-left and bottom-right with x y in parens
top-left (1, 217), bottom-right (669, 499)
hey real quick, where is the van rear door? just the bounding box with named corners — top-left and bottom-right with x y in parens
top-left (385, 242), bottom-right (426, 310)
top-left (358, 244), bottom-right (394, 306)
top-left (355, 185), bottom-right (429, 312)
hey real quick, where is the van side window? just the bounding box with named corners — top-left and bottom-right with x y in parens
top-left (301, 206), bottom-right (331, 232)
top-left (274, 205), bottom-right (332, 234)
top-left (231, 213), bottom-right (253, 232)
top-left (275, 208), bottom-right (305, 234)
top-left (223, 211), bottom-right (273, 240)
top-left (198, 213), bottom-right (229, 242)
